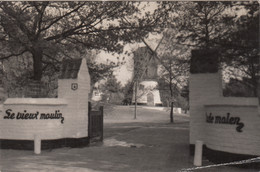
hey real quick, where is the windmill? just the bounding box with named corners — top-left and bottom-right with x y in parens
top-left (132, 37), bottom-right (164, 107)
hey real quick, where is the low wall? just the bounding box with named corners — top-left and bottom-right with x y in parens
top-left (204, 98), bottom-right (260, 156)
top-left (0, 98), bottom-right (88, 140)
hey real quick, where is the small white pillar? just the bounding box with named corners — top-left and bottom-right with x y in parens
top-left (194, 140), bottom-right (203, 166)
top-left (34, 135), bottom-right (41, 154)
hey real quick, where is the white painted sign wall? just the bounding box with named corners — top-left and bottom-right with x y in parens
top-left (0, 58), bottom-right (90, 140)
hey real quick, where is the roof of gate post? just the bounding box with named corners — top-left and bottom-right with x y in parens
top-left (190, 49), bottom-right (219, 74)
top-left (59, 58), bottom-right (89, 79)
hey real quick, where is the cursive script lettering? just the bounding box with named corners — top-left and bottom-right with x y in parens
top-left (40, 110), bottom-right (64, 124)
top-left (16, 110), bottom-right (39, 120)
top-left (206, 112), bottom-right (244, 132)
top-left (4, 109), bottom-right (15, 119)
top-left (3, 109), bottom-right (64, 124)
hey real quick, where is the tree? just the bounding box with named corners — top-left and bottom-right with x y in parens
top-left (0, 52), bottom-right (36, 97)
top-left (168, 1), bottom-right (258, 98)
top-left (0, 61), bottom-right (4, 85)
top-left (122, 80), bottom-right (134, 105)
top-left (0, 1), bottom-right (171, 81)
top-left (101, 73), bottom-right (122, 93)
top-left (0, 48), bottom-right (119, 97)
top-left (87, 54), bottom-right (124, 87)
top-left (173, 1), bottom-right (233, 48)
top-left (220, 1), bottom-right (259, 97)
top-left (223, 78), bottom-right (256, 97)
top-left (100, 73), bottom-right (124, 104)
top-left (157, 32), bottom-right (190, 122)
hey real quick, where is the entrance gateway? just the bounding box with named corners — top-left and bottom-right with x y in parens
top-left (189, 49), bottom-right (260, 162)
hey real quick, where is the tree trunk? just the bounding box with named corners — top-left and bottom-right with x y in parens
top-left (134, 81), bottom-right (137, 119)
top-left (170, 101), bottom-right (174, 123)
top-left (31, 47), bottom-right (43, 81)
top-left (258, 79), bottom-right (260, 105)
top-left (250, 68), bottom-right (258, 97)
top-left (169, 66), bottom-right (174, 123)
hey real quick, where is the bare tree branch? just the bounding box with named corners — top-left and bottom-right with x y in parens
top-left (0, 49), bottom-right (28, 61)
top-left (40, 2), bottom-right (86, 33)
top-left (43, 53), bottom-right (61, 63)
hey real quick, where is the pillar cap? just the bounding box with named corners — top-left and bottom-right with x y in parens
top-left (190, 49), bottom-right (219, 74)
